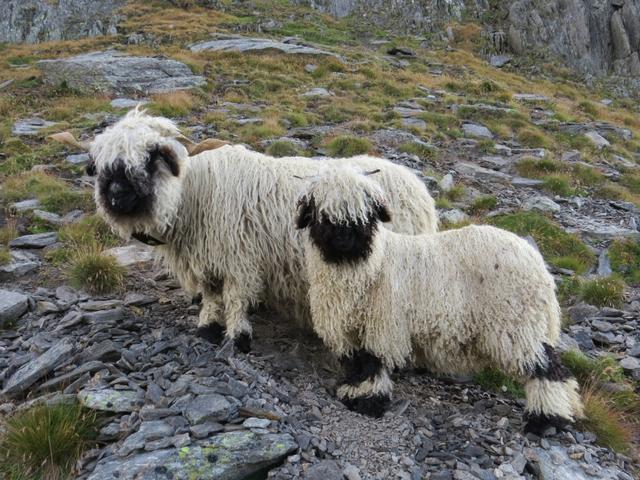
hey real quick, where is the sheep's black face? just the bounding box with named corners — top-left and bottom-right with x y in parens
top-left (97, 145), bottom-right (180, 218)
top-left (297, 196), bottom-right (391, 265)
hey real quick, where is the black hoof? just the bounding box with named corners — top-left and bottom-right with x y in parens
top-left (524, 413), bottom-right (569, 436)
top-left (233, 332), bottom-right (252, 353)
top-left (196, 323), bottom-right (225, 344)
top-left (342, 394), bottom-right (390, 418)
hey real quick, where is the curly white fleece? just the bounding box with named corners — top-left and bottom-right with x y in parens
top-left (302, 169), bottom-right (583, 422)
top-left (89, 109), bottom-right (438, 340)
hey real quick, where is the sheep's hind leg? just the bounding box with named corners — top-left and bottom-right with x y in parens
top-left (523, 343), bottom-right (584, 435)
top-left (195, 282), bottom-right (226, 344)
top-left (337, 350), bottom-right (392, 418)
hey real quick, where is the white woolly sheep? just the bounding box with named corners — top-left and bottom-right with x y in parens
top-left (51, 108), bottom-right (438, 352)
top-left (296, 167), bottom-right (584, 434)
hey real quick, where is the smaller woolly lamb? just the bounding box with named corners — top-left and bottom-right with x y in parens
top-left (296, 167), bottom-right (583, 434)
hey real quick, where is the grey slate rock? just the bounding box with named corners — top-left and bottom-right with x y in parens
top-left (304, 460), bottom-right (343, 480)
top-left (119, 421), bottom-right (175, 456)
top-left (11, 199), bottom-right (41, 211)
top-left (78, 388), bottom-right (144, 412)
top-left (38, 50), bottom-right (206, 95)
top-left (2, 340), bottom-right (74, 397)
top-left (9, 232), bottom-right (58, 249)
top-left (461, 123), bottom-right (493, 139)
top-left (12, 118), bottom-right (58, 136)
top-left (86, 431), bottom-right (297, 480)
top-left (0, 289), bottom-right (29, 326)
top-left (191, 35), bottom-right (335, 56)
top-left (66, 153), bottom-right (91, 165)
top-left (183, 394), bottom-right (232, 424)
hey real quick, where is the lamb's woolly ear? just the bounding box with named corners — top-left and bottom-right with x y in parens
top-left (85, 159), bottom-right (96, 176)
top-left (375, 203), bottom-right (392, 223)
top-left (47, 132), bottom-right (91, 151)
top-left (296, 196), bottom-right (315, 229)
top-left (176, 136), bottom-right (229, 156)
top-left (151, 145), bottom-right (182, 177)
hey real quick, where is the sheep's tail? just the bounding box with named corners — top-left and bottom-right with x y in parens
top-left (522, 343), bottom-right (584, 435)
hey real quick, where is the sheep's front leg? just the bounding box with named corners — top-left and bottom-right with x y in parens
top-left (337, 350), bottom-right (393, 417)
top-left (222, 281), bottom-right (256, 353)
top-left (195, 282), bottom-right (225, 344)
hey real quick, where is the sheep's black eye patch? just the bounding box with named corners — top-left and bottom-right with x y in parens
top-left (149, 145), bottom-right (180, 177)
top-left (308, 213), bottom-right (378, 264)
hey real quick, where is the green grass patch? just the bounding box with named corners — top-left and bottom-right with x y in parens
top-left (444, 184), bottom-right (466, 202)
top-left (1, 172), bottom-right (91, 214)
top-left (609, 239), bottom-right (640, 285)
top-left (326, 135), bottom-right (372, 157)
top-left (147, 91), bottom-right (197, 118)
top-left (541, 174), bottom-right (575, 197)
top-left (266, 140), bottom-right (300, 157)
top-left (489, 211), bottom-right (595, 273)
top-left (620, 172), bottom-right (640, 194)
top-left (561, 350), bottom-right (626, 384)
top-left (0, 223), bottom-right (18, 245)
top-left (0, 247), bottom-right (11, 265)
top-left (468, 195), bottom-right (497, 214)
top-left (68, 245), bottom-right (125, 295)
top-left (0, 401), bottom-right (99, 480)
top-left (517, 127), bottom-right (552, 149)
top-left (581, 390), bottom-right (636, 454)
top-left (579, 276), bottom-right (625, 308)
top-left (59, 215), bottom-right (120, 249)
top-left (473, 367), bottom-right (524, 397)
top-left (398, 141), bottom-right (437, 161)
top-left (515, 157), bottom-right (562, 178)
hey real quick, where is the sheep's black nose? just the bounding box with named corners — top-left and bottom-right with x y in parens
top-left (107, 180), bottom-right (138, 214)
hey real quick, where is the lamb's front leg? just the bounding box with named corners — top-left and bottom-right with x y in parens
top-left (337, 350), bottom-right (393, 417)
top-left (222, 280), bottom-right (257, 353)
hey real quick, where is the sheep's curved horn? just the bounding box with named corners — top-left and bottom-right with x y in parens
top-left (47, 132), bottom-right (90, 151)
top-left (176, 136), bottom-right (229, 156)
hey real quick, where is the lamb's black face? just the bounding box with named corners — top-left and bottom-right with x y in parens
top-left (96, 145), bottom-right (180, 218)
top-left (296, 196), bottom-right (391, 265)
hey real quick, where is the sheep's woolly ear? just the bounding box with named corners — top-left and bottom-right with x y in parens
top-left (176, 136), bottom-right (229, 156)
top-left (375, 203), bottom-right (392, 223)
top-left (296, 196), bottom-right (315, 229)
top-left (47, 132), bottom-right (91, 151)
top-left (151, 145), bottom-right (182, 177)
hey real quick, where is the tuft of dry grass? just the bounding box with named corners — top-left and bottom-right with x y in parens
top-left (0, 402), bottom-right (99, 480)
top-left (68, 245), bottom-right (125, 295)
top-left (148, 91), bottom-right (198, 118)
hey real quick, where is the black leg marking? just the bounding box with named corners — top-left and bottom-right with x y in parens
top-left (196, 323), bottom-right (225, 344)
top-left (343, 394), bottom-right (391, 418)
top-left (340, 350), bottom-right (384, 385)
top-left (524, 413), bottom-right (569, 436)
top-left (191, 293), bottom-right (203, 305)
top-left (234, 332), bottom-right (252, 353)
top-left (530, 343), bottom-right (572, 381)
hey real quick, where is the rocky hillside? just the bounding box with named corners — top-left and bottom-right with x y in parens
top-left (0, 1), bottom-right (639, 479)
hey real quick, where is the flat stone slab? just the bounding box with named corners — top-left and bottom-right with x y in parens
top-left (66, 153), bottom-right (91, 165)
top-left (104, 244), bottom-right (154, 266)
top-left (12, 118), bottom-right (58, 136)
top-left (462, 123), bottom-right (493, 139)
top-left (86, 431), bottom-right (297, 480)
top-left (2, 340), bottom-right (74, 397)
top-left (183, 394), bottom-right (233, 425)
top-left (9, 232), bottom-right (58, 249)
top-left (11, 199), bottom-right (41, 211)
top-left (78, 388), bottom-right (144, 412)
top-left (513, 93), bottom-right (550, 102)
top-left (454, 162), bottom-right (511, 183)
top-left (111, 98), bottom-right (148, 109)
top-left (0, 289), bottom-right (29, 326)
top-left (190, 35), bottom-right (335, 56)
top-left (0, 250), bottom-right (40, 280)
top-left (38, 50), bottom-right (206, 94)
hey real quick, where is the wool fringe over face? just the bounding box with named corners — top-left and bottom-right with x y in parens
top-left (301, 167), bottom-right (584, 428)
top-left (88, 109), bottom-right (438, 346)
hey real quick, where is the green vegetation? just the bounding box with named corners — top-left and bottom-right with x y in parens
top-left (609, 239), bottom-right (640, 285)
top-left (541, 174), bottom-right (574, 197)
top-left (326, 135), bottom-right (372, 157)
top-left (515, 157), bottom-right (562, 178)
top-left (0, 402), bottom-right (99, 480)
top-left (444, 184), bottom-right (466, 202)
top-left (468, 195), bottom-right (497, 214)
top-left (473, 367), bottom-right (524, 397)
top-left (266, 140), bottom-right (301, 157)
top-left (517, 127), bottom-right (552, 149)
top-left (579, 277), bottom-right (626, 308)
top-left (148, 91), bottom-right (197, 117)
top-left (398, 141), bottom-right (437, 161)
top-left (69, 245), bottom-right (125, 295)
top-left (489, 212), bottom-right (595, 273)
top-left (2, 172), bottom-right (91, 214)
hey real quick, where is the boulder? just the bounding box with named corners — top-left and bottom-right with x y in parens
top-left (0, 289), bottom-right (29, 326)
top-left (9, 232), bottom-right (58, 249)
top-left (190, 35), bottom-right (335, 56)
top-left (78, 388), bottom-right (144, 413)
top-left (86, 431), bottom-right (297, 480)
top-left (38, 51), bottom-right (206, 95)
